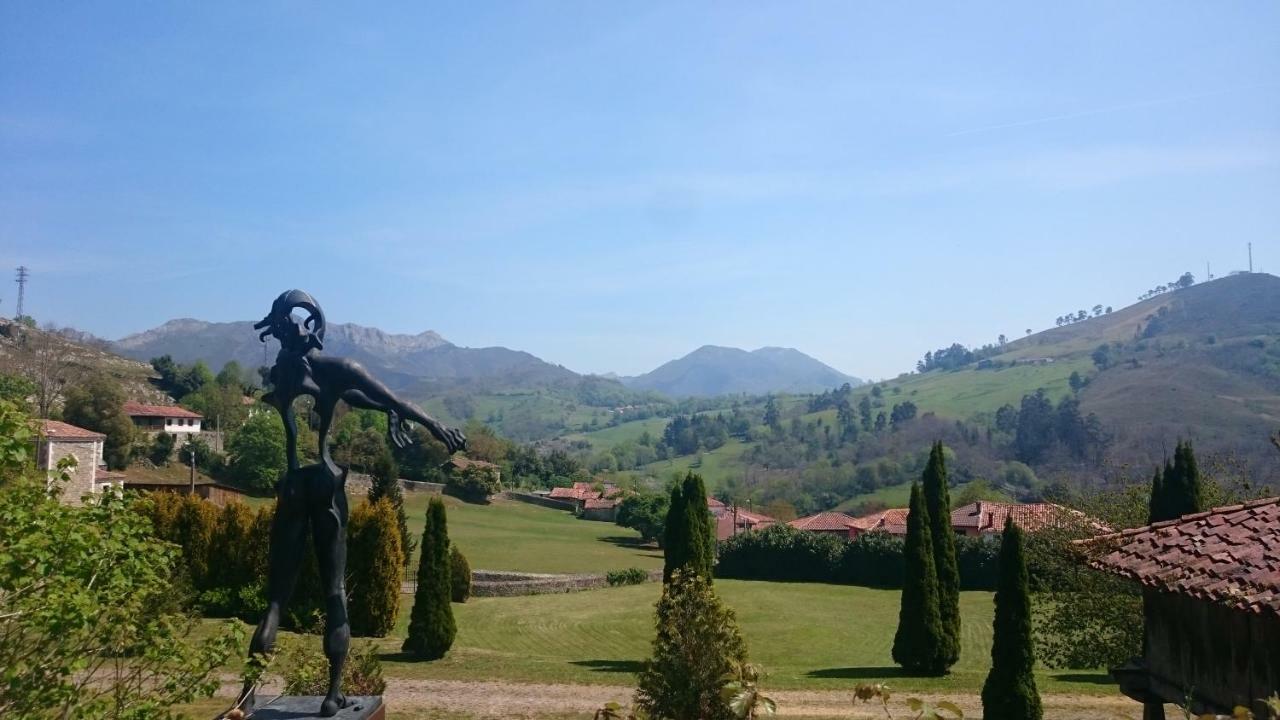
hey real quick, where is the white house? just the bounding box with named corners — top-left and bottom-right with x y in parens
top-left (122, 402), bottom-right (203, 436)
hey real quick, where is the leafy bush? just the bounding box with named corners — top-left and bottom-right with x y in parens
top-left (450, 544), bottom-right (472, 603)
top-left (280, 638), bottom-right (386, 696)
top-left (347, 499), bottom-right (404, 637)
top-left (616, 491), bottom-right (668, 544)
top-left (149, 431), bottom-right (176, 466)
top-left (445, 464), bottom-right (501, 502)
top-left (607, 568), bottom-right (650, 587)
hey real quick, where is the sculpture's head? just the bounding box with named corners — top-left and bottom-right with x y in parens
top-left (254, 289), bottom-right (325, 354)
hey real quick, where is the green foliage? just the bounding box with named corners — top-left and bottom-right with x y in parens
top-left (617, 491), bottom-right (669, 544)
top-left (921, 442), bottom-right (961, 668)
top-left (0, 399), bottom-right (35, 479)
top-left (367, 439), bottom-right (415, 567)
top-left (662, 473), bottom-right (714, 583)
top-left (178, 434), bottom-right (224, 475)
top-left (607, 567), bottom-right (651, 586)
top-left (175, 492), bottom-right (219, 591)
top-left (0, 373), bottom-right (36, 410)
top-left (150, 355), bottom-right (213, 401)
top-left (0, 469), bottom-right (242, 718)
top-left (279, 638), bottom-right (387, 697)
top-left (403, 496), bottom-right (456, 659)
top-left (226, 410), bottom-right (286, 492)
top-left (446, 462), bottom-right (502, 502)
top-left (1148, 440), bottom-right (1205, 523)
top-left (61, 373), bottom-right (136, 470)
top-left (892, 482), bottom-right (948, 676)
top-left (181, 379), bottom-right (251, 434)
top-left (721, 663), bottom-right (776, 720)
top-left (348, 499), bottom-right (405, 637)
top-left (635, 570), bottom-right (749, 720)
top-left (982, 519), bottom-right (1042, 720)
top-left (149, 431), bottom-right (176, 466)
top-left (450, 544), bottom-right (472, 602)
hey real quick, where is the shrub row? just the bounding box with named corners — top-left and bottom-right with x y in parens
top-left (715, 524), bottom-right (999, 590)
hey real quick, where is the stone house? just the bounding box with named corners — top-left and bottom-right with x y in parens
top-left (34, 419), bottom-right (113, 505)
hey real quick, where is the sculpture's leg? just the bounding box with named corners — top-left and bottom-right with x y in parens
top-left (313, 480), bottom-right (351, 717)
top-left (239, 488), bottom-right (308, 714)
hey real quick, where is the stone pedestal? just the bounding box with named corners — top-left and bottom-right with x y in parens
top-left (251, 696), bottom-right (384, 720)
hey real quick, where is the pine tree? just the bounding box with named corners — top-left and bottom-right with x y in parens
top-left (892, 482), bottom-right (948, 675)
top-left (921, 441), bottom-right (960, 668)
top-left (1148, 441), bottom-right (1205, 524)
top-left (981, 517), bottom-right (1042, 720)
top-left (1146, 466), bottom-right (1166, 524)
top-left (662, 484), bottom-right (688, 583)
top-left (635, 570), bottom-right (748, 720)
top-left (403, 496), bottom-right (455, 659)
top-left (662, 473), bottom-right (715, 583)
top-left (348, 499), bottom-right (404, 637)
top-left (368, 443), bottom-right (415, 567)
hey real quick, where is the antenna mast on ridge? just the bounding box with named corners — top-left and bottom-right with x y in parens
top-left (14, 266), bottom-right (28, 319)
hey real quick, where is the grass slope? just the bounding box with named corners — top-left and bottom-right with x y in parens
top-left (378, 580), bottom-right (1111, 695)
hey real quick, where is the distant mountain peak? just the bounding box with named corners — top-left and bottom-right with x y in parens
top-left (623, 345), bottom-right (862, 397)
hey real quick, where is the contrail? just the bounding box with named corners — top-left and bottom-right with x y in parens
top-left (946, 83), bottom-right (1277, 138)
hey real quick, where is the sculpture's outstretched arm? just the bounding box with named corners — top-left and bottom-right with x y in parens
top-left (328, 362), bottom-right (465, 453)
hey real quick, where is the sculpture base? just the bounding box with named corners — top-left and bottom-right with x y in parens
top-left (251, 696), bottom-right (383, 720)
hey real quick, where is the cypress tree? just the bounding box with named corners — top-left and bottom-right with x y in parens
top-left (348, 499), bottom-right (404, 638)
top-left (981, 517), bottom-right (1042, 720)
top-left (921, 441), bottom-right (960, 667)
top-left (892, 482), bottom-right (947, 675)
top-left (662, 484), bottom-right (688, 583)
top-left (1167, 440), bottom-right (1204, 519)
top-left (681, 472), bottom-right (715, 582)
top-left (403, 496), bottom-right (455, 659)
top-left (1146, 466), bottom-right (1166, 524)
top-left (368, 443), bottom-right (415, 567)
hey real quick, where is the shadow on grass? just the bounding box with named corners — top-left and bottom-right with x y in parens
top-left (1051, 671), bottom-right (1115, 685)
top-left (598, 535), bottom-right (650, 548)
top-left (571, 659), bottom-right (645, 674)
top-left (375, 650), bottom-right (419, 663)
top-left (807, 666), bottom-right (918, 680)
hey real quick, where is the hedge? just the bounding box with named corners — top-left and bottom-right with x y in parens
top-left (715, 524), bottom-right (999, 590)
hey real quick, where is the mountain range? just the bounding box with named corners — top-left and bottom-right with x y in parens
top-left (111, 320), bottom-right (857, 399)
top-left (621, 345), bottom-right (862, 397)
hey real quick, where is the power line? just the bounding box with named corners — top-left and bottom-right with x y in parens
top-left (15, 266), bottom-right (29, 319)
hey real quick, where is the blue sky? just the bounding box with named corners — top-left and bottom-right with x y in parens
top-left (2, 2), bottom-right (1277, 379)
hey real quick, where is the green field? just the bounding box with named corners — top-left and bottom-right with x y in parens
top-left (565, 416), bottom-right (671, 450)
top-left (629, 438), bottom-right (748, 492)
top-left (401, 493), bottom-right (662, 575)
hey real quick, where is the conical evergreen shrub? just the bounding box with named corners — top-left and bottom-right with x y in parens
top-left (921, 441), bottom-right (960, 667)
top-left (681, 472), bottom-right (715, 581)
top-left (635, 569), bottom-right (748, 720)
top-left (981, 517), bottom-right (1042, 720)
top-left (450, 544), bottom-right (471, 603)
top-left (1146, 465), bottom-right (1166, 524)
top-left (891, 482), bottom-right (947, 675)
top-left (368, 443), bottom-right (415, 567)
top-left (348, 499), bottom-right (404, 638)
top-left (403, 496), bottom-right (455, 659)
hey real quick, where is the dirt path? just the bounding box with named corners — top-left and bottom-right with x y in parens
top-left (362, 679), bottom-right (1140, 719)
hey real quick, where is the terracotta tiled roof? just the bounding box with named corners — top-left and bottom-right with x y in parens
top-left (549, 486), bottom-right (600, 501)
top-left (707, 497), bottom-right (726, 509)
top-left (122, 402), bottom-right (202, 419)
top-left (790, 511), bottom-right (860, 532)
top-left (35, 419), bottom-right (105, 441)
top-left (716, 508), bottom-right (778, 541)
top-left (583, 498), bottom-right (617, 510)
top-left (952, 501), bottom-right (1109, 534)
top-left (852, 508), bottom-right (911, 534)
top-left (1084, 497), bottom-right (1280, 615)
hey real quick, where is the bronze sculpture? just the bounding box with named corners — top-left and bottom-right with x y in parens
top-left (237, 290), bottom-right (465, 717)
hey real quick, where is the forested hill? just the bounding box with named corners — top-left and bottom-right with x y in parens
top-left (622, 345), bottom-right (862, 397)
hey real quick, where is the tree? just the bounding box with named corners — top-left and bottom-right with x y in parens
top-left (2, 327), bottom-right (81, 418)
top-left (763, 397), bottom-right (780, 431)
top-left (1175, 272), bottom-right (1195, 289)
top-left (663, 473), bottom-right (714, 583)
top-left (1013, 390), bottom-right (1055, 464)
top-left (61, 374), bottom-right (135, 470)
top-left (858, 395), bottom-right (873, 432)
top-left (920, 442), bottom-right (960, 669)
top-left (227, 411), bottom-right (286, 492)
top-left (403, 497), bottom-right (455, 659)
top-left (1091, 344), bottom-right (1111, 370)
top-left (981, 518), bottom-right (1042, 720)
top-left (892, 483), bottom-right (947, 675)
top-left (347, 500), bottom-right (404, 638)
top-left (450, 545), bottom-right (472, 603)
top-left (1068, 371), bottom-right (1085, 393)
top-left (617, 491), bottom-right (669, 544)
top-left (215, 360), bottom-right (251, 391)
top-left (889, 402), bottom-right (918, 429)
top-left (367, 441), bottom-right (414, 567)
top-left (635, 570), bottom-right (748, 720)
top-left (0, 415), bottom-right (241, 717)
top-left (149, 431), bottom-right (176, 466)
top-left (1148, 440), bottom-right (1204, 523)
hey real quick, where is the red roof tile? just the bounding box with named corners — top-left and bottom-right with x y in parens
top-left (35, 419), bottom-right (105, 441)
top-left (583, 498), bottom-right (617, 510)
top-left (1084, 497), bottom-right (1280, 615)
top-left (790, 511), bottom-right (860, 532)
top-left (951, 501), bottom-right (1109, 534)
top-left (122, 402), bottom-right (202, 419)
top-left (851, 508), bottom-right (911, 534)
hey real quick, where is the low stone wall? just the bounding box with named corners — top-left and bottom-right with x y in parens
top-left (470, 569), bottom-right (662, 597)
top-left (346, 473), bottom-right (444, 496)
top-left (502, 490), bottom-right (577, 512)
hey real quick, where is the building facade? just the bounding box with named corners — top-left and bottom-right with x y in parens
top-left (34, 419), bottom-right (110, 505)
top-left (122, 402), bottom-right (203, 436)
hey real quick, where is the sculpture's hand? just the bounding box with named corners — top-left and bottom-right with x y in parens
top-left (386, 412), bottom-right (413, 449)
top-left (431, 422), bottom-right (467, 455)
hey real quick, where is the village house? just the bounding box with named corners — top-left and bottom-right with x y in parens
top-left (840, 501), bottom-right (1101, 538)
top-left (123, 402), bottom-right (203, 436)
top-left (1086, 497), bottom-right (1279, 719)
top-left (715, 506), bottom-right (776, 541)
top-left (789, 511), bottom-right (873, 540)
top-left (548, 481), bottom-right (627, 519)
top-left (34, 419), bottom-right (113, 505)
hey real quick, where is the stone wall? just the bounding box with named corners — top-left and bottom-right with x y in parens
top-left (345, 472), bottom-right (444, 496)
top-left (40, 440), bottom-right (100, 506)
top-left (469, 569), bottom-right (662, 597)
top-left (501, 491), bottom-right (577, 512)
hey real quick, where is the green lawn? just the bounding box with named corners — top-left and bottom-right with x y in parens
top-left (368, 580), bottom-right (1112, 695)
top-left (565, 416), bottom-right (671, 450)
top-left (401, 493), bottom-right (662, 575)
